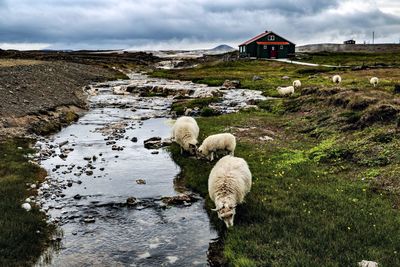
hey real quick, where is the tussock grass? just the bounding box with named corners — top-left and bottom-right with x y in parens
top-left (170, 111), bottom-right (400, 266)
top-left (0, 139), bottom-right (53, 267)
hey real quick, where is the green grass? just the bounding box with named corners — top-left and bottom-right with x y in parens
top-left (151, 59), bottom-right (400, 96)
top-left (296, 52), bottom-right (400, 67)
top-left (169, 106), bottom-right (400, 266)
top-left (171, 97), bottom-right (222, 116)
top-left (0, 139), bottom-right (53, 267)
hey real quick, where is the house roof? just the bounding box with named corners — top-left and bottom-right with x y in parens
top-left (239, 31), bottom-right (295, 46)
top-left (239, 31), bottom-right (271, 46)
top-left (256, 41), bottom-right (289, 45)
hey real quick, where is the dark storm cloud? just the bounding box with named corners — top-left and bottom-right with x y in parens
top-left (0, 0), bottom-right (399, 49)
top-left (203, 0), bottom-right (340, 15)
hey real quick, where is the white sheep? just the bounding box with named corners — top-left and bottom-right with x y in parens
top-left (277, 86), bottom-right (295, 96)
top-left (332, 75), bottom-right (342, 84)
top-left (370, 77), bottom-right (379, 87)
top-left (209, 155), bottom-right (252, 228)
top-left (21, 203), bottom-right (32, 211)
top-left (198, 133), bottom-right (236, 161)
top-left (293, 80), bottom-right (302, 89)
top-left (172, 116), bottom-right (199, 155)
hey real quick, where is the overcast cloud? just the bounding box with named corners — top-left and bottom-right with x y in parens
top-left (0, 0), bottom-right (399, 50)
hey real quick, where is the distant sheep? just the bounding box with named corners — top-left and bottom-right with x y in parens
top-left (293, 80), bottom-right (302, 89)
top-left (370, 77), bottom-right (379, 87)
top-left (172, 116), bottom-right (199, 155)
top-left (332, 75), bottom-right (342, 84)
top-left (208, 155), bottom-right (252, 228)
top-left (198, 133), bottom-right (236, 161)
top-left (277, 86), bottom-right (295, 96)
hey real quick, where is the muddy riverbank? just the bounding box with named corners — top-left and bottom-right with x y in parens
top-left (0, 60), bottom-right (127, 139)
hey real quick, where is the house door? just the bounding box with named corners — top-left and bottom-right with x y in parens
top-left (270, 46), bottom-right (278, 58)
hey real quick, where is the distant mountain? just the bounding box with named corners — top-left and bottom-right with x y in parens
top-left (209, 44), bottom-right (236, 52)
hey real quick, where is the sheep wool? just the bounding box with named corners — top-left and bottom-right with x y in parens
top-left (277, 86), bottom-right (295, 96)
top-left (22, 203), bottom-right (32, 212)
top-left (332, 75), bottom-right (342, 84)
top-left (172, 116), bottom-right (199, 154)
top-left (293, 80), bottom-right (302, 89)
top-left (198, 133), bottom-right (236, 161)
top-left (208, 155), bottom-right (252, 228)
top-left (370, 77), bottom-right (379, 87)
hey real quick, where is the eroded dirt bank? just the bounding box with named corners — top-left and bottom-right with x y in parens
top-left (0, 60), bottom-right (127, 139)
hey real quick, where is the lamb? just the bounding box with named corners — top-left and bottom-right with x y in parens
top-left (292, 80), bottom-right (302, 89)
top-left (332, 75), bottom-right (342, 84)
top-left (277, 86), bottom-right (295, 96)
top-left (208, 155), bottom-right (252, 228)
top-left (172, 116), bottom-right (199, 155)
top-left (198, 133), bottom-right (236, 161)
top-left (370, 77), bottom-right (379, 87)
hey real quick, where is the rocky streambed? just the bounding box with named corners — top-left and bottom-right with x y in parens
top-left (32, 73), bottom-right (268, 266)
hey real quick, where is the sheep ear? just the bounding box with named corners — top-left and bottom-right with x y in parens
top-left (211, 207), bottom-right (218, 211)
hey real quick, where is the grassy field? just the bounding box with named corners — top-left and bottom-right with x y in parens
top-left (296, 52), bottom-right (400, 67)
top-left (0, 139), bottom-right (53, 267)
top-left (164, 55), bottom-right (400, 266)
top-left (152, 59), bottom-right (399, 97)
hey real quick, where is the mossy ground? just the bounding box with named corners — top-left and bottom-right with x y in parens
top-left (152, 57), bottom-right (400, 96)
top-left (164, 54), bottom-right (400, 266)
top-left (0, 139), bottom-right (54, 267)
top-left (171, 97), bottom-right (222, 116)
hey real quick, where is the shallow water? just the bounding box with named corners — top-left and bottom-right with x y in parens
top-left (35, 76), bottom-right (217, 266)
top-left (35, 72), bottom-right (269, 266)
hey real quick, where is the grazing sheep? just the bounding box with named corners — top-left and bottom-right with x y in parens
top-left (293, 80), bottom-right (302, 89)
top-left (172, 116), bottom-right (199, 155)
top-left (332, 75), bottom-right (342, 84)
top-left (198, 133), bottom-right (236, 161)
top-left (209, 155), bottom-right (252, 228)
top-left (277, 86), bottom-right (295, 96)
top-left (370, 77), bottom-right (379, 87)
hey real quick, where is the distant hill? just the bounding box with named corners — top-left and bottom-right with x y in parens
top-left (209, 44), bottom-right (236, 52)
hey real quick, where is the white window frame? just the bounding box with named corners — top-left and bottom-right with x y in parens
top-left (280, 45), bottom-right (283, 50)
top-left (243, 46), bottom-right (246, 52)
top-left (268, 35), bottom-right (275, 41)
top-left (263, 45), bottom-right (268, 49)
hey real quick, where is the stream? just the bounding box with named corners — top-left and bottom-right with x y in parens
top-left (34, 73), bottom-right (267, 266)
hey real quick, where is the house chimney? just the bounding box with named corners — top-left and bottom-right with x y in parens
top-left (265, 30), bottom-right (269, 33)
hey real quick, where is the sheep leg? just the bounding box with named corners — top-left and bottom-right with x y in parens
top-left (210, 152), bottom-right (214, 161)
top-left (230, 150), bottom-right (234, 156)
top-left (180, 147), bottom-right (183, 155)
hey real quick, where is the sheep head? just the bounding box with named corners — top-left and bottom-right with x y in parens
top-left (212, 203), bottom-right (236, 228)
top-left (188, 143), bottom-right (197, 155)
top-left (196, 145), bottom-right (208, 159)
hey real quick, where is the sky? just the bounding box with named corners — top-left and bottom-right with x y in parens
top-left (0, 0), bottom-right (399, 51)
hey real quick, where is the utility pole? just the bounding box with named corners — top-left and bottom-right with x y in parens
top-left (372, 31), bottom-right (375, 44)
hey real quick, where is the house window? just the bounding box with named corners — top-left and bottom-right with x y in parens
top-left (240, 47), bottom-right (242, 52)
top-left (268, 35), bottom-right (275, 41)
top-left (263, 45), bottom-right (268, 49)
top-left (243, 46), bottom-right (246, 52)
top-left (280, 45), bottom-right (283, 50)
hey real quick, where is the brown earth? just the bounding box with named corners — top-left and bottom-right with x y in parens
top-left (0, 60), bottom-right (126, 139)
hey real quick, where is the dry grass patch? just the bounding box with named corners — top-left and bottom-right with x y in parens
top-left (0, 59), bottom-right (45, 67)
